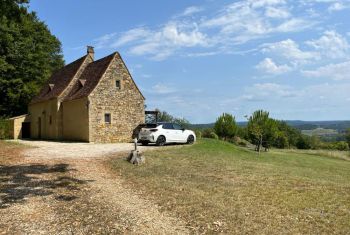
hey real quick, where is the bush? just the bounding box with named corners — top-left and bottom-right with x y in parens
top-left (208, 132), bottom-right (219, 140)
top-left (323, 141), bottom-right (350, 151)
top-left (194, 130), bottom-right (202, 139)
top-left (0, 119), bottom-right (10, 139)
top-left (202, 128), bottom-right (214, 138)
top-left (296, 136), bottom-right (312, 149)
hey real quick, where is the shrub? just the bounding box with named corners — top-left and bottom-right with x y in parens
top-left (0, 119), bottom-right (10, 139)
top-left (326, 141), bottom-right (350, 151)
top-left (296, 136), bottom-right (312, 149)
top-left (202, 128), bottom-right (214, 138)
top-left (194, 130), bottom-right (202, 139)
top-left (209, 132), bottom-right (219, 139)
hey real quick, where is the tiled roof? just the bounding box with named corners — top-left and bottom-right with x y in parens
top-left (64, 53), bottom-right (116, 101)
top-left (30, 55), bottom-right (88, 104)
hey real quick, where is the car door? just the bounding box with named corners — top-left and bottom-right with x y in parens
top-left (173, 124), bottom-right (186, 142)
top-left (162, 123), bottom-right (176, 142)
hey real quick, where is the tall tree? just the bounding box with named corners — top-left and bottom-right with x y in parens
top-left (0, 0), bottom-right (64, 117)
top-left (214, 113), bottom-right (237, 140)
top-left (247, 110), bottom-right (277, 153)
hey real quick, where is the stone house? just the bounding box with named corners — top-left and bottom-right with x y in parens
top-left (9, 47), bottom-right (145, 142)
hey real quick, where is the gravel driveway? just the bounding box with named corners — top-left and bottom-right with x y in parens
top-left (1, 140), bottom-right (189, 234)
top-left (14, 140), bottom-right (160, 159)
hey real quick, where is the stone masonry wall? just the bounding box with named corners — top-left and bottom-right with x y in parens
top-left (88, 54), bottom-right (145, 143)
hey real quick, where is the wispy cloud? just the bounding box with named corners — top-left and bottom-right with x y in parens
top-left (302, 61), bottom-right (350, 80)
top-left (255, 58), bottom-right (292, 74)
top-left (92, 0), bottom-right (319, 60)
top-left (306, 30), bottom-right (350, 59)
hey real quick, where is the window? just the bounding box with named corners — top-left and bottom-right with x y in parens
top-left (173, 124), bottom-right (183, 130)
top-left (104, 113), bottom-right (111, 124)
top-left (162, 123), bottom-right (174, 129)
top-left (115, 80), bottom-right (121, 89)
top-left (49, 115), bottom-right (52, 125)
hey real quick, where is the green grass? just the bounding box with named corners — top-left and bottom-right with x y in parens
top-left (110, 139), bottom-right (350, 234)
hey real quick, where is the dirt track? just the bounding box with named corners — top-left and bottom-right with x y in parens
top-left (0, 141), bottom-right (188, 234)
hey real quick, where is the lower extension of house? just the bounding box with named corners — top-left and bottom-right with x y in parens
top-left (9, 46), bottom-right (145, 143)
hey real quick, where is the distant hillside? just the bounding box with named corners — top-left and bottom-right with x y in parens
top-left (190, 120), bottom-right (350, 133)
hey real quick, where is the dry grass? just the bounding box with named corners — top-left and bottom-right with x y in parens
top-left (110, 139), bottom-right (350, 234)
top-left (273, 148), bottom-right (350, 161)
top-left (0, 140), bottom-right (27, 164)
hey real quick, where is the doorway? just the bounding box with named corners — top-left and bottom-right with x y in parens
top-left (21, 122), bottom-right (31, 139)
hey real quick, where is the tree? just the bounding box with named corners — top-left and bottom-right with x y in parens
top-left (214, 113), bottom-right (237, 140)
top-left (247, 110), bottom-right (277, 153)
top-left (145, 108), bottom-right (190, 128)
top-left (0, 0), bottom-right (64, 117)
top-left (345, 128), bottom-right (350, 148)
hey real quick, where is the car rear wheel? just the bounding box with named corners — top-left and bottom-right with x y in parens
top-left (156, 135), bottom-right (166, 146)
top-left (187, 135), bottom-right (195, 144)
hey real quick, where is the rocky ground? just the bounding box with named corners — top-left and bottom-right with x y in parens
top-left (0, 141), bottom-right (188, 234)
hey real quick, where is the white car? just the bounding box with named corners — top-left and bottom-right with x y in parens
top-left (138, 122), bottom-right (196, 146)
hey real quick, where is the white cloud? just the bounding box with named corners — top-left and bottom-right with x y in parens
top-left (241, 82), bottom-right (298, 102)
top-left (302, 61), bottom-right (350, 80)
top-left (262, 39), bottom-right (317, 62)
top-left (265, 6), bottom-right (291, 18)
top-left (328, 2), bottom-right (350, 11)
top-left (151, 83), bottom-right (177, 94)
top-left (306, 30), bottom-right (350, 59)
top-left (255, 58), bottom-right (292, 74)
top-left (181, 6), bottom-right (203, 16)
top-left (111, 28), bottom-right (151, 48)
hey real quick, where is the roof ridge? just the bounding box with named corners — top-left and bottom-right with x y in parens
top-left (63, 52), bottom-right (117, 102)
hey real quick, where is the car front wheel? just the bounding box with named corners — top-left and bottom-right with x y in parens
top-left (156, 135), bottom-right (166, 146)
top-left (187, 135), bottom-right (195, 144)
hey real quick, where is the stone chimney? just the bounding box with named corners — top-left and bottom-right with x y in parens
top-left (87, 46), bottom-right (94, 60)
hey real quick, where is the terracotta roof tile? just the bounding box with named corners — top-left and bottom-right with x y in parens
top-left (64, 53), bottom-right (116, 101)
top-left (30, 55), bottom-right (88, 104)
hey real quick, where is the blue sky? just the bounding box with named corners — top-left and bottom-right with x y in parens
top-left (30, 0), bottom-right (350, 123)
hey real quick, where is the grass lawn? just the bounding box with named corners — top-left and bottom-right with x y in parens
top-left (110, 139), bottom-right (350, 234)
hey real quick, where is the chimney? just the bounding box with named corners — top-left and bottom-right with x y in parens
top-left (87, 46), bottom-right (94, 60)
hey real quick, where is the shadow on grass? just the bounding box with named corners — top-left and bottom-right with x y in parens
top-left (0, 163), bottom-right (92, 208)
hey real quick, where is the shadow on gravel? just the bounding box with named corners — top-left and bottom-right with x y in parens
top-left (0, 163), bottom-right (91, 208)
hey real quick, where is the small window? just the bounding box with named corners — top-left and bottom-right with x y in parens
top-left (173, 124), bottom-right (183, 130)
top-left (104, 113), bottom-right (111, 124)
top-left (115, 80), bottom-right (121, 89)
top-left (162, 123), bottom-right (174, 129)
top-left (49, 115), bottom-right (52, 125)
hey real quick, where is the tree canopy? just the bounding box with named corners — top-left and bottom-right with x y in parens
top-left (214, 113), bottom-right (237, 140)
top-left (0, 0), bottom-right (64, 117)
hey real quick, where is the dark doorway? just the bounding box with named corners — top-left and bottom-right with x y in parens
top-left (38, 117), bottom-right (41, 139)
top-left (21, 122), bottom-right (30, 139)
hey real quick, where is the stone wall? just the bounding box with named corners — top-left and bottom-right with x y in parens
top-left (88, 53), bottom-right (145, 143)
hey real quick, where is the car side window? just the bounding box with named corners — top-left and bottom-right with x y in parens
top-left (162, 123), bottom-right (174, 129)
top-left (173, 124), bottom-right (183, 130)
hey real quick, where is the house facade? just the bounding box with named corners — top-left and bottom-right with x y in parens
top-left (17, 47), bottom-right (145, 142)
